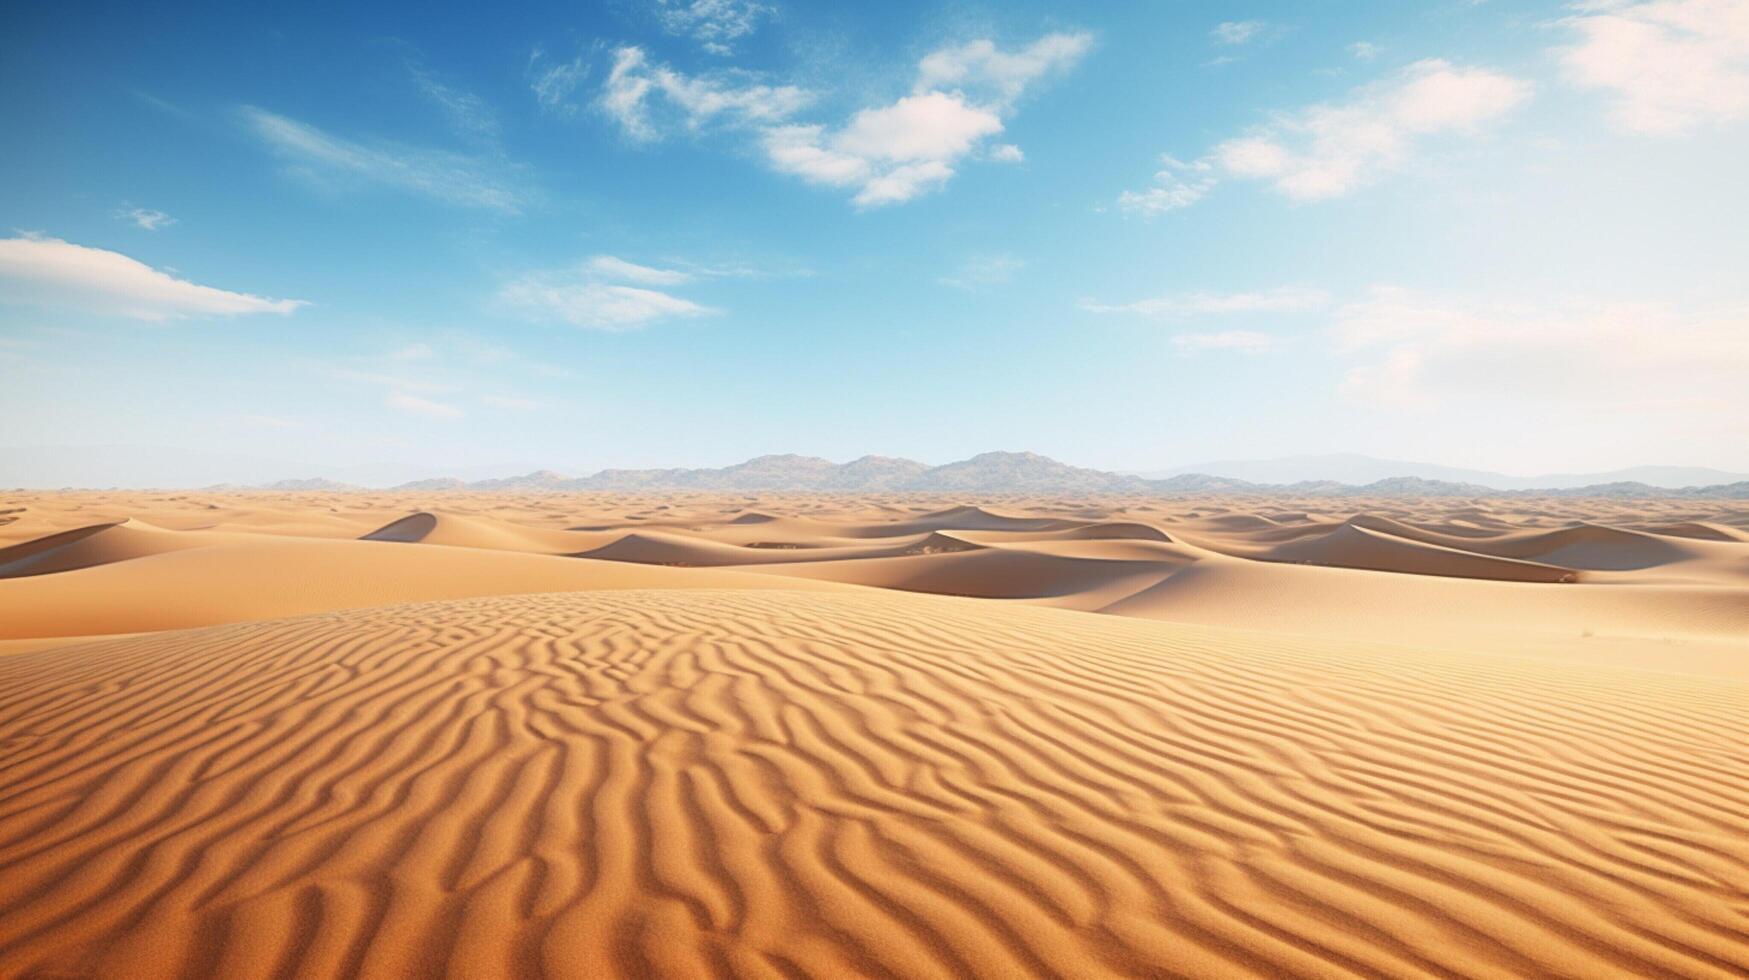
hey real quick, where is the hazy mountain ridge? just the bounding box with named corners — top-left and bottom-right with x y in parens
top-left (1137, 453), bottom-right (1749, 491)
top-left (354, 453), bottom-right (1749, 497)
top-left (13, 450), bottom-right (1747, 497)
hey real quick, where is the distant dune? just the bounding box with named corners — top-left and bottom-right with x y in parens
top-left (0, 490), bottom-right (1745, 976)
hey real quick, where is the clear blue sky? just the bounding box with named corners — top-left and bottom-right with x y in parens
top-left (3, 0), bottom-right (1746, 478)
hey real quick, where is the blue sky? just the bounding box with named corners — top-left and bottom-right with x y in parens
top-left (3, 0), bottom-right (1747, 479)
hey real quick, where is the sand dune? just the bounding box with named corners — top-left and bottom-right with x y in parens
top-left (0, 490), bottom-right (1745, 977)
top-left (0, 536), bottom-right (852, 640)
top-left (0, 590), bottom-right (1743, 978)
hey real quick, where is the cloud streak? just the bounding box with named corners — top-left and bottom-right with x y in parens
top-left (1119, 59), bottom-right (1529, 211)
top-left (500, 255), bottom-right (716, 330)
top-left (1331, 288), bottom-right (1749, 417)
top-left (1081, 287), bottom-right (1330, 318)
top-left (115, 207), bottom-right (176, 231)
top-left (386, 391), bottom-right (464, 419)
top-left (241, 106), bottom-right (523, 211)
top-left (1172, 330), bottom-right (1281, 354)
top-left (0, 235), bottom-right (304, 320)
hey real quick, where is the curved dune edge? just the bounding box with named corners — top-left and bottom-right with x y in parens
top-left (0, 589), bottom-right (1744, 979)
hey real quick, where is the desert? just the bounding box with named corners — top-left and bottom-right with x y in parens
top-left (1, 488), bottom-right (1745, 977)
top-left (7, 0), bottom-right (1749, 975)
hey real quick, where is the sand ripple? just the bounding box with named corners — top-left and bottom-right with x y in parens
top-left (2, 589), bottom-right (1744, 978)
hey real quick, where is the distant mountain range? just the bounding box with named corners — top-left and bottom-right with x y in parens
top-left (237, 451), bottom-right (1749, 498)
top-left (1134, 453), bottom-right (1749, 491)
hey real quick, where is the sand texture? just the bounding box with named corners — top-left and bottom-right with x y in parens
top-left (0, 491), bottom-right (1745, 977)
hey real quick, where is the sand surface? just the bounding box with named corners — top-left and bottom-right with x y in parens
top-left (0, 491), bottom-right (1745, 977)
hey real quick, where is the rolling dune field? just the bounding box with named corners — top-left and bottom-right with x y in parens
top-left (0, 491), bottom-right (1745, 977)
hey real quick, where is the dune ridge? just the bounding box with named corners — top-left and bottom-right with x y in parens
top-left (1, 589), bottom-right (1745, 978)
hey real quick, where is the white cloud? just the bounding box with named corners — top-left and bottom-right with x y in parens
top-left (588, 254), bottom-right (692, 286)
top-left (763, 93), bottom-right (1002, 206)
top-left (1349, 41), bottom-right (1381, 61)
top-left (1211, 21), bottom-right (1267, 45)
top-left (528, 47), bottom-right (591, 115)
top-left (601, 46), bottom-right (811, 140)
top-left (241, 106), bottom-right (522, 211)
top-left (500, 257), bottom-right (716, 330)
top-left (115, 207), bottom-right (175, 231)
top-left (1172, 330), bottom-right (1281, 354)
top-left (1556, 0), bottom-right (1749, 134)
top-left (389, 342), bottom-right (435, 360)
top-left (0, 235), bottom-right (304, 320)
top-left (480, 394), bottom-right (539, 411)
top-left (1117, 154), bottom-right (1215, 215)
top-left (763, 32), bottom-right (1088, 206)
top-left (988, 143), bottom-right (1025, 162)
top-left (1203, 59), bottom-right (1530, 201)
top-left (386, 392), bottom-right (464, 419)
top-left (654, 0), bottom-right (771, 55)
top-left (914, 32), bottom-right (1094, 108)
top-left (1331, 288), bottom-right (1749, 417)
top-left (836, 91), bottom-right (1005, 160)
top-left (938, 254), bottom-right (1024, 289)
top-left (1082, 286), bottom-right (1331, 318)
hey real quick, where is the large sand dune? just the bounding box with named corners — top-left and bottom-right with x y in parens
top-left (0, 491), bottom-right (1745, 976)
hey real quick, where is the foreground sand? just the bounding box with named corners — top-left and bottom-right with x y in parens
top-left (0, 492), bottom-right (1746, 976)
top-left (3, 590), bottom-right (1745, 978)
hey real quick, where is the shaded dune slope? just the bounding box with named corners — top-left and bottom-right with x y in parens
top-left (0, 590), bottom-right (1744, 978)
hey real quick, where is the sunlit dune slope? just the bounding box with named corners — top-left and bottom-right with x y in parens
top-left (0, 535), bottom-right (853, 640)
top-left (1, 589), bottom-right (1745, 979)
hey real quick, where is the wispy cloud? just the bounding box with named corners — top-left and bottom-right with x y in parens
top-left (0, 235), bottom-right (304, 320)
top-left (1211, 21), bottom-right (1267, 45)
top-left (330, 368), bottom-right (453, 394)
top-left (386, 391), bottom-right (464, 419)
top-left (241, 106), bottom-right (523, 211)
top-left (1556, 0), bottom-right (1749, 134)
top-left (1172, 330), bottom-right (1282, 354)
top-left (389, 342), bottom-right (435, 361)
top-left (480, 394), bottom-right (539, 411)
top-left (1349, 41), bottom-right (1381, 61)
top-left (233, 414), bottom-right (302, 430)
top-left (409, 63), bottom-right (500, 145)
top-left (1213, 59), bottom-right (1530, 200)
top-left (1082, 287), bottom-right (1330, 318)
top-left (115, 207), bottom-right (176, 231)
top-left (913, 33), bottom-right (1094, 109)
top-left (600, 46), bottom-right (811, 140)
top-left (1121, 58), bottom-right (1530, 210)
top-left (765, 31), bottom-right (1091, 206)
top-left (588, 254), bottom-right (692, 286)
top-left (500, 255), bottom-right (716, 330)
top-left (938, 254), bottom-right (1024, 290)
top-left (653, 0), bottom-right (772, 55)
top-left (1331, 288), bottom-right (1749, 416)
top-left (528, 46), bottom-right (593, 115)
top-left (1117, 155), bottom-right (1214, 215)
